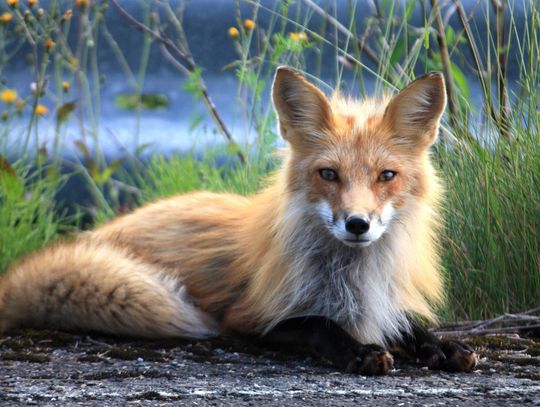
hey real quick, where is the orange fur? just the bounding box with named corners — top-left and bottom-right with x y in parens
top-left (0, 68), bottom-right (447, 346)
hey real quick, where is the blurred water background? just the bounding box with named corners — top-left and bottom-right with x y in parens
top-left (2, 0), bottom-right (526, 155)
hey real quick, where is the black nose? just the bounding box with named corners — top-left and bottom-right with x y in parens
top-left (345, 216), bottom-right (370, 235)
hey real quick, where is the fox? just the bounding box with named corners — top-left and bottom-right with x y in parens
top-left (0, 67), bottom-right (476, 375)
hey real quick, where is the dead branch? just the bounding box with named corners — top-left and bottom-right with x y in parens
top-left (435, 308), bottom-right (540, 337)
top-left (110, 0), bottom-right (246, 164)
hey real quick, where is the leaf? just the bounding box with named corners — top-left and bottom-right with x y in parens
top-left (390, 37), bottom-right (406, 66)
top-left (108, 158), bottom-right (123, 173)
top-left (189, 113), bottom-right (206, 132)
top-left (97, 159), bottom-right (123, 184)
top-left (56, 101), bottom-right (75, 125)
top-left (115, 93), bottom-right (170, 110)
top-left (404, 0), bottom-right (416, 21)
top-left (135, 143), bottom-right (153, 156)
top-left (74, 140), bottom-right (90, 158)
top-left (450, 62), bottom-right (470, 101)
top-left (87, 160), bottom-right (98, 180)
top-left (445, 26), bottom-right (456, 47)
top-left (0, 154), bottom-right (16, 178)
top-left (182, 68), bottom-right (204, 101)
top-left (423, 25), bottom-right (430, 49)
top-left (140, 94), bottom-right (169, 109)
top-left (243, 70), bottom-right (266, 100)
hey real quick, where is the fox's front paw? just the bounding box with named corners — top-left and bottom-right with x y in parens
top-left (344, 344), bottom-right (394, 375)
top-left (418, 339), bottom-right (477, 372)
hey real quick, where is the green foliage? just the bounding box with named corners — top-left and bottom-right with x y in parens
top-left (115, 93), bottom-right (170, 111)
top-left (182, 68), bottom-right (204, 101)
top-left (0, 0), bottom-right (538, 322)
top-left (56, 102), bottom-right (76, 126)
top-left (136, 149), bottom-right (276, 205)
top-left (439, 126), bottom-right (540, 319)
top-left (0, 163), bottom-right (72, 272)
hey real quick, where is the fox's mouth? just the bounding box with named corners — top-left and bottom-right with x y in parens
top-left (341, 238), bottom-right (373, 248)
top-left (344, 238), bottom-right (370, 243)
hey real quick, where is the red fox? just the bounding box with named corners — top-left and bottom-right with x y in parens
top-left (0, 67), bottom-right (476, 375)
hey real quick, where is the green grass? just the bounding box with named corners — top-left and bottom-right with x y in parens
top-left (0, 0), bottom-right (538, 321)
top-left (140, 150), bottom-right (276, 202)
top-left (438, 117), bottom-right (540, 320)
top-left (0, 162), bottom-right (73, 272)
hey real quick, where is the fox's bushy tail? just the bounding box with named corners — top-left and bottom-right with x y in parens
top-left (0, 239), bottom-right (217, 338)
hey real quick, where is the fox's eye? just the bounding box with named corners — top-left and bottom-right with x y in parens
top-left (378, 170), bottom-right (397, 182)
top-left (319, 168), bottom-right (339, 182)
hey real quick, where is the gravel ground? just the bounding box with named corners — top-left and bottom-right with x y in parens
top-left (1, 330), bottom-right (539, 406)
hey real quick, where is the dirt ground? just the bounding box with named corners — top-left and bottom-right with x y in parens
top-left (1, 329), bottom-right (539, 406)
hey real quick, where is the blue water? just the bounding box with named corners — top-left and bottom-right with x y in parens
top-left (1, 0), bottom-right (526, 156)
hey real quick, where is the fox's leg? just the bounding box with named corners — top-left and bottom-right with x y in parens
top-left (255, 316), bottom-right (393, 375)
top-left (392, 318), bottom-right (477, 372)
top-left (0, 240), bottom-right (217, 338)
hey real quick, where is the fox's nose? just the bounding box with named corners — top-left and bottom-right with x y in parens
top-left (345, 215), bottom-right (370, 235)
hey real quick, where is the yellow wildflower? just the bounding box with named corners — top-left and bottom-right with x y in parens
top-left (34, 104), bottom-right (48, 116)
top-left (0, 89), bottom-right (17, 104)
top-left (62, 81), bottom-right (70, 92)
top-left (75, 0), bottom-right (90, 8)
top-left (1, 111), bottom-right (7, 121)
top-left (289, 32), bottom-right (308, 41)
top-left (43, 38), bottom-right (55, 51)
top-left (7, 0), bottom-right (19, 7)
top-left (243, 18), bottom-right (256, 31)
top-left (228, 27), bottom-right (239, 39)
top-left (28, 0), bottom-right (38, 6)
top-left (0, 12), bottom-right (13, 24)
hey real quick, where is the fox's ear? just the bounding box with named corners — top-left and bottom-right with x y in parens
top-left (272, 66), bottom-right (332, 148)
top-left (384, 72), bottom-right (446, 149)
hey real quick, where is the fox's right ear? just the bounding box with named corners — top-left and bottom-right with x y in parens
top-left (384, 72), bottom-right (447, 149)
top-left (272, 66), bottom-right (333, 148)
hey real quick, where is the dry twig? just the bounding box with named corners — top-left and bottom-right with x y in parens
top-left (110, 0), bottom-right (246, 164)
top-left (435, 308), bottom-right (540, 337)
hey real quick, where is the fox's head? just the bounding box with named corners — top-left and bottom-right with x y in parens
top-left (272, 67), bottom-right (446, 248)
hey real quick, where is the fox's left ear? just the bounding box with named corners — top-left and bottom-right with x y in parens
top-left (384, 72), bottom-right (447, 149)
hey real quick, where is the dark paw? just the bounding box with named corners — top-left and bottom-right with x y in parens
top-left (418, 339), bottom-right (477, 372)
top-left (344, 345), bottom-right (394, 376)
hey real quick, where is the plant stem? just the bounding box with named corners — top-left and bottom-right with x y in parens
top-left (452, 0), bottom-right (502, 130)
top-left (491, 0), bottom-right (511, 140)
top-left (302, 0), bottom-right (404, 83)
top-left (430, 0), bottom-right (460, 131)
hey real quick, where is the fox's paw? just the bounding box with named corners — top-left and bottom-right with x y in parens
top-left (345, 345), bottom-right (394, 376)
top-left (418, 339), bottom-right (477, 372)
